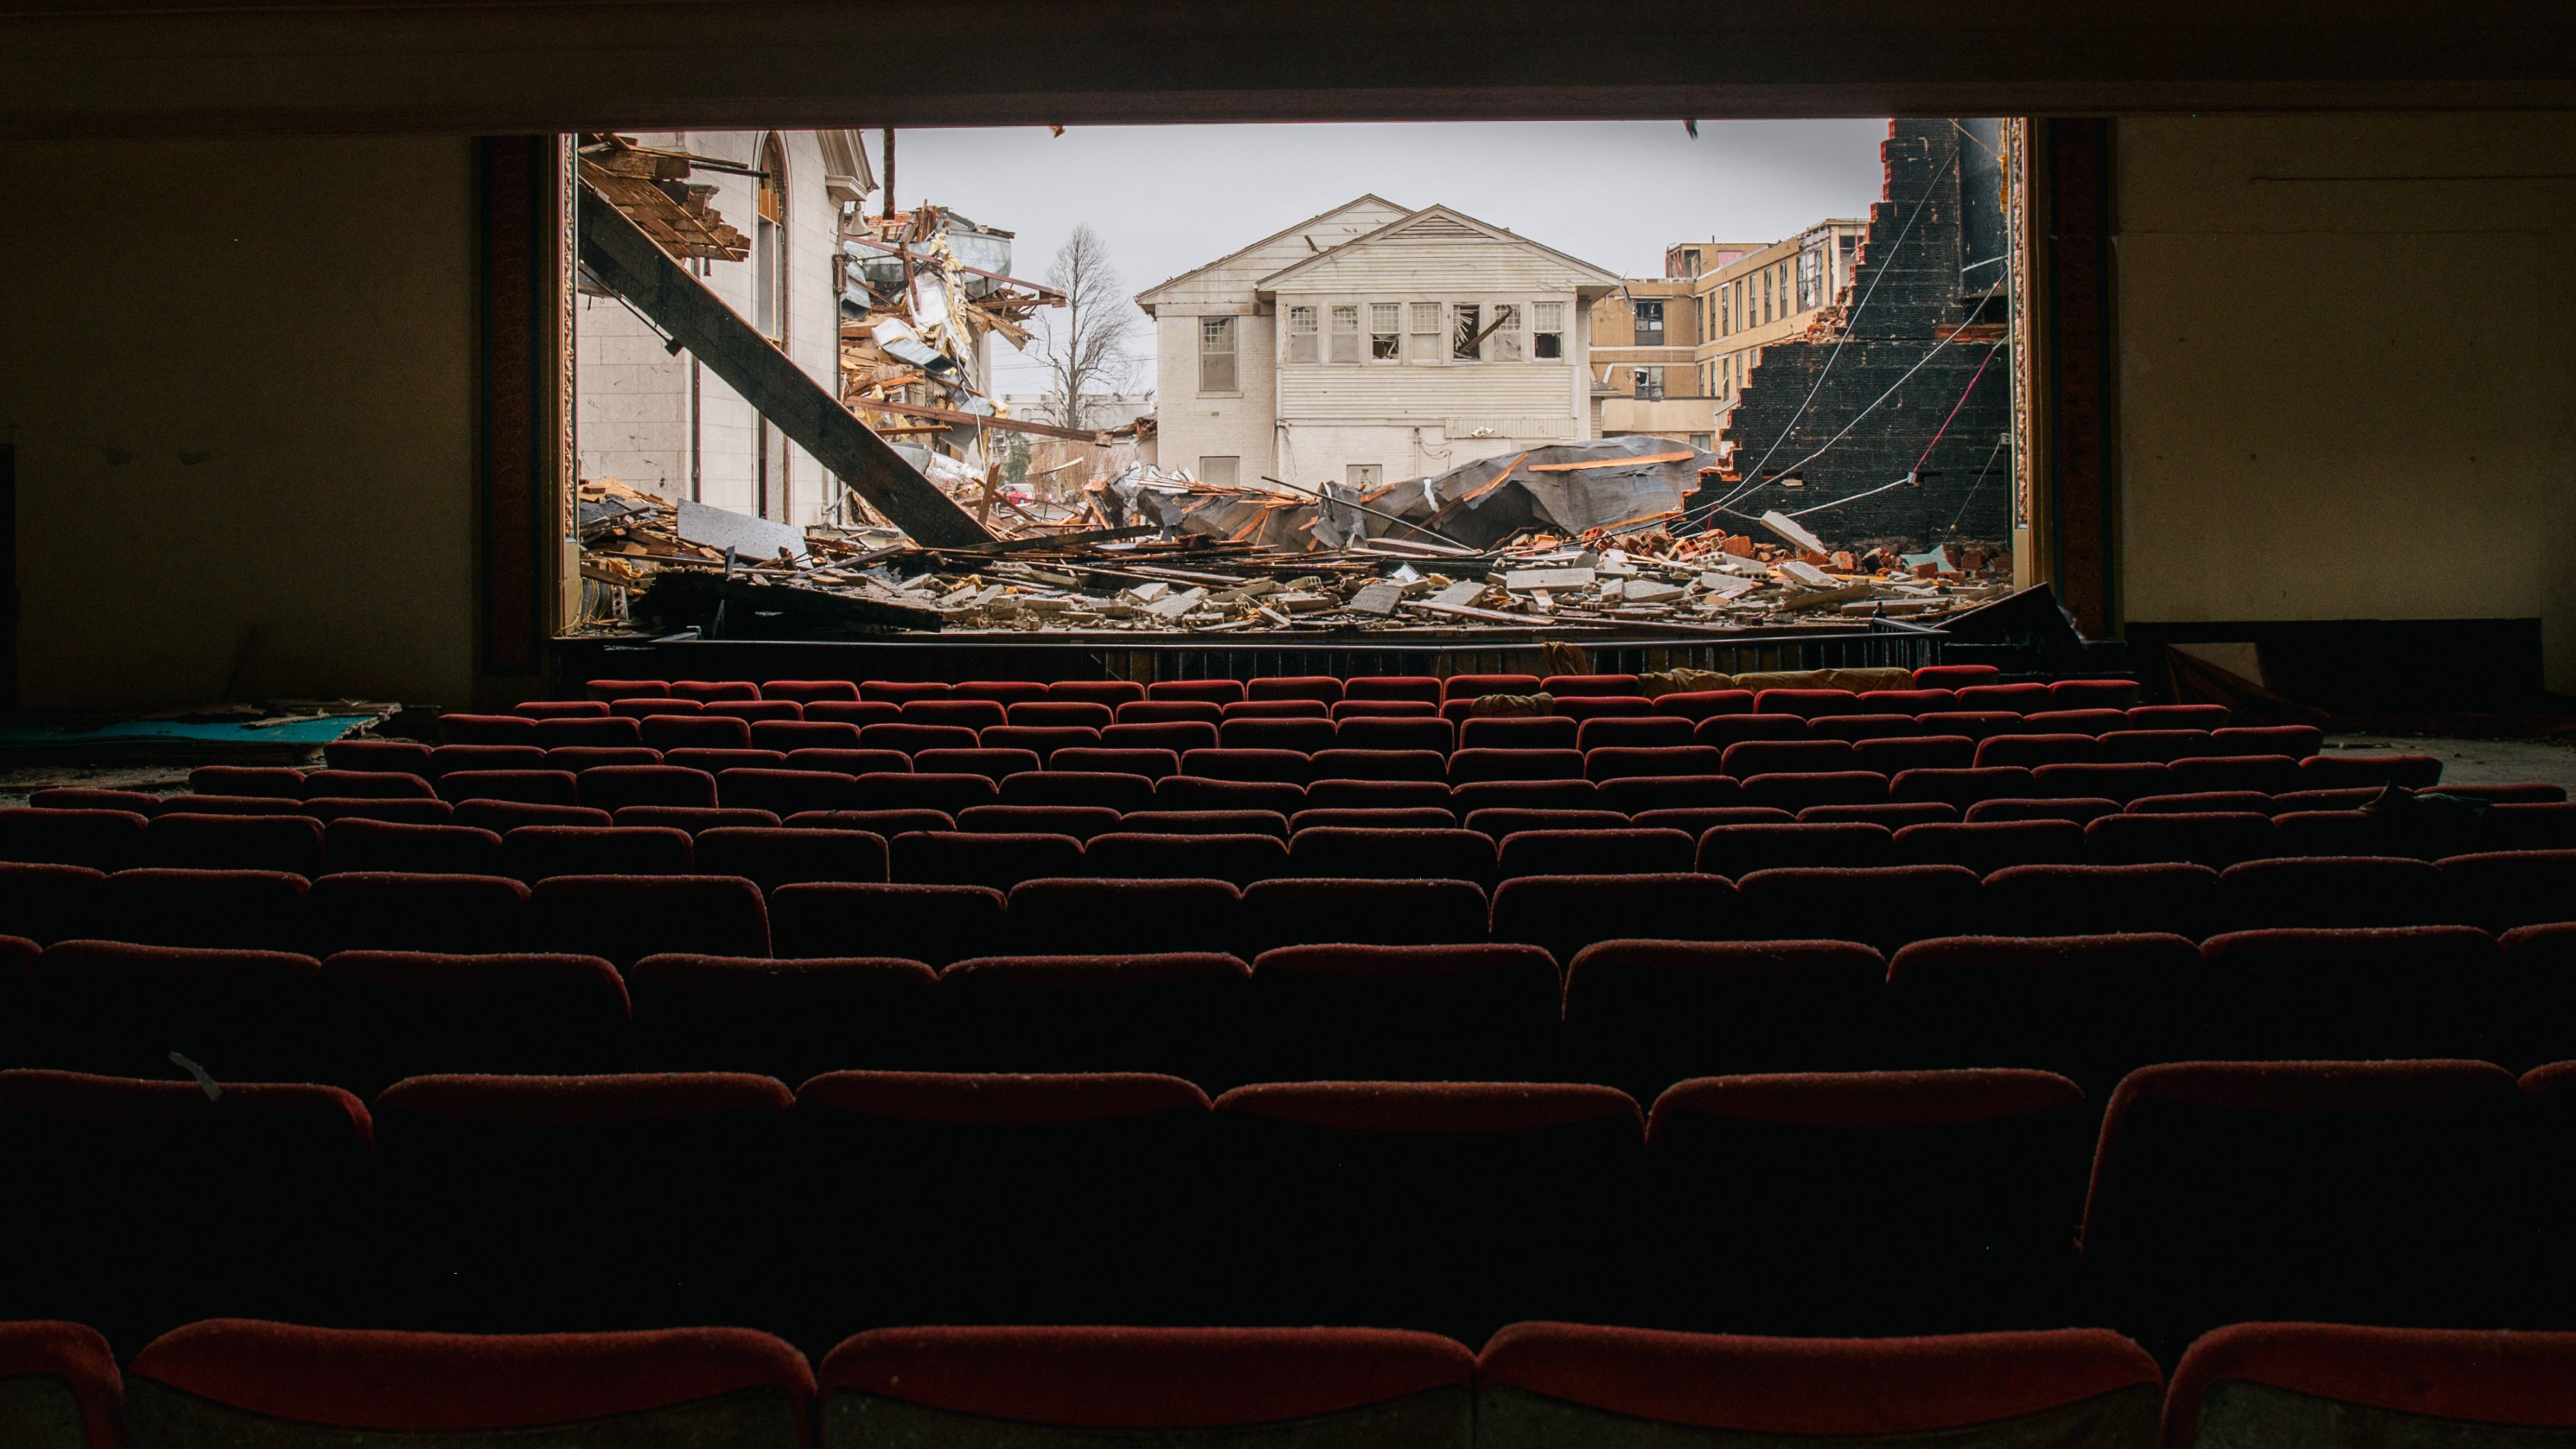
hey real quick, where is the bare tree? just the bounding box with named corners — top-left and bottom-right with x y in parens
top-left (1036, 222), bottom-right (1138, 429)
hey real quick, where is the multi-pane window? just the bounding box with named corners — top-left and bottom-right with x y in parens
top-left (1369, 303), bottom-right (1400, 360)
top-left (1347, 464), bottom-right (1382, 488)
top-left (1200, 316), bottom-right (1238, 392)
top-left (1452, 303), bottom-right (1483, 362)
top-left (1489, 303), bottom-right (1523, 362)
top-left (1633, 367), bottom-right (1664, 401)
top-left (1409, 301), bottom-right (1442, 361)
top-left (1531, 301), bottom-right (1564, 359)
top-left (1798, 246), bottom-right (1824, 309)
top-left (1633, 299), bottom-right (1664, 345)
top-left (1329, 304), bottom-right (1361, 363)
top-left (1285, 306), bottom-right (1318, 363)
top-left (1762, 270), bottom-right (1774, 324)
top-left (1198, 455), bottom-right (1239, 487)
top-left (1716, 284), bottom-right (1729, 337)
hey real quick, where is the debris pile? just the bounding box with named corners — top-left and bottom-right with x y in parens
top-left (580, 482), bottom-right (2012, 639)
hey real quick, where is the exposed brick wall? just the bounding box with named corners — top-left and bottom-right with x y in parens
top-left (1712, 119), bottom-right (2013, 556)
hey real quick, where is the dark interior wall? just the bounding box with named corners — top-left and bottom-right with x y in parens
top-left (2113, 113), bottom-right (2576, 694)
top-left (0, 137), bottom-right (482, 710)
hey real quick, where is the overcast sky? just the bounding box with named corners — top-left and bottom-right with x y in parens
top-left (884, 119), bottom-right (1891, 399)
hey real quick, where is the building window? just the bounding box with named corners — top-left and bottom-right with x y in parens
top-left (1799, 247), bottom-right (1824, 310)
top-left (1763, 269), bottom-right (1776, 324)
top-left (1198, 455), bottom-right (1239, 487)
top-left (1633, 367), bottom-right (1664, 400)
top-left (1370, 302), bottom-right (1400, 360)
top-left (1347, 464), bottom-right (1382, 488)
top-left (1285, 306), bottom-right (1317, 363)
top-left (1680, 247), bottom-right (1702, 276)
top-left (753, 134), bottom-right (787, 343)
top-left (1531, 301), bottom-right (1564, 359)
top-left (1715, 283), bottom-right (1728, 337)
top-left (1633, 299), bottom-right (1664, 346)
top-left (1329, 304), bottom-right (1361, 363)
top-left (1452, 303), bottom-right (1483, 362)
top-left (1200, 317), bottom-right (1239, 393)
top-left (1409, 301), bottom-right (1442, 362)
top-left (1689, 432), bottom-right (1712, 450)
top-left (1489, 303), bottom-right (1523, 362)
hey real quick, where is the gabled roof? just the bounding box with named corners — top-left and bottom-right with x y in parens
top-left (1254, 204), bottom-right (1624, 295)
top-left (1133, 194), bottom-right (1410, 310)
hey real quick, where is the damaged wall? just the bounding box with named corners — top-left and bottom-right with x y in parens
top-left (577, 129), bottom-right (842, 526)
top-left (2115, 112), bottom-right (2576, 692)
top-left (1715, 119), bottom-right (2014, 556)
top-left (1, 135), bottom-right (480, 710)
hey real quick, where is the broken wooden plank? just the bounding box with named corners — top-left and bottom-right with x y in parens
top-left (575, 181), bottom-right (995, 548)
top-left (1525, 450), bottom-right (1694, 472)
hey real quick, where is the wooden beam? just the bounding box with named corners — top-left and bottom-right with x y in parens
top-left (574, 181), bottom-right (995, 548)
top-left (860, 398), bottom-right (1130, 445)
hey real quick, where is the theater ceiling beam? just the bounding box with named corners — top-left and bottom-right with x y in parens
top-left (574, 181), bottom-right (995, 549)
top-left (3, 1), bottom-right (2574, 137)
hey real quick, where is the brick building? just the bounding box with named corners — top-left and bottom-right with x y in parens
top-left (1710, 118), bottom-right (2013, 556)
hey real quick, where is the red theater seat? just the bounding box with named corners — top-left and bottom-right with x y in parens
top-left (982, 727), bottom-right (1103, 763)
top-left (1643, 1070), bottom-right (2093, 1333)
top-left (1250, 943), bottom-right (1560, 1082)
top-left (1489, 872), bottom-right (1737, 967)
top-left (1307, 778), bottom-right (1455, 808)
top-left (1694, 713), bottom-right (1803, 747)
top-left (939, 953), bottom-right (1251, 1083)
top-left (1465, 807), bottom-right (1625, 837)
top-left (1983, 862), bottom-right (2221, 940)
top-left (1595, 776), bottom-right (1741, 813)
top-left (717, 767), bottom-right (859, 816)
top-left (439, 713), bottom-right (539, 744)
top-left (326, 739), bottom-right (438, 774)
top-left (1648, 688), bottom-right (1756, 721)
top-left (890, 831), bottom-right (1084, 891)
top-left (529, 874), bottom-right (769, 965)
top-left (629, 953), bottom-right (933, 1081)
top-left (703, 701), bottom-right (802, 724)
top-left (1296, 807), bottom-right (1458, 831)
top-left (1222, 701), bottom-right (1329, 721)
top-left (1460, 716), bottom-right (1579, 751)
top-left (186, 765), bottom-right (305, 799)
top-left (1965, 797), bottom-right (2122, 825)
top-left (1239, 879), bottom-right (1490, 953)
top-left (1345, 675), bottom-right (1442, 703)
top-left (1585, 746), bottom-right (1724, 782)
top-left (957, 805), bottom-right (1121, 840)
top-left (1154, 776), bottom-right (1305, 813)
top-left (2219, 854), bottom-right (2457, 929)
top-left (1248, 675), bottom-right (1343, 704)
top-left (501, 825), bottom-right (691, 882)
top-left (436, 769), bottom-right (579, 807)
top-left (2085, 811), bottom-right (2277, 868)
top-left (760, 679), bottom-right (861, 703)
top-left (1498, 828), bottom-right (1695, 878)
top-left (1286, 826), bottom-right (1498, 886)
top-left (1739, 770), bottom-right (1886, 810)
top-left (1445, 673), bottom-right (1543, 701)
top-left (428, 744), bottom-right (548, 776)
top-left (1577, 717), bottom-right (1693, 750)
top-left (803, 701), bottom-right (901, 728)
top-left (1720, 739), bottom-right (1851, 778)
top-left (2198, 926), bottom-right (2510, 1062)
top-left (1753, 688), bottom-right (1865, 718)
top-left (1476, 1324), bottom-right (2158, 1449)
top-left (771, 882), bottom-right (1005, 966)
top-left (1334, 718), bottom-right (1455, 752)
top-left (1540, 674), bottom-right (1640, 698)
top-left (1564, 939), bottom-right (1887, 1101)
top-left (325, 819), bottom-right (504, 875)
top-left (913, 747), bottom-right (1042, 784)
top-left (143, 811), bottom-right (325, 877)
top-left (0, 1319), bottom-right (119, 1449)
top-left (317, 950), bottom-right (629, 1091)
top-left (1307, 748), bottom-right (1448, 783)
top-left (850, 771), bottom-right (999, 815)
top-left (752, 717), bottom-right (866, 751)
top-left (1003, 877), bottom-right (1249, 955)
top-left (666, 680), bottom-right (759, 703)
top-left (1798, 801), bottom-right (1957, 827)
top-left (1046, 679), bottom-right (1146, 706)
top-left (688, 826), bottom-right (889, 890)
top-left (1102, 721), bottom-right (1219, 754)
top-left (33, 940), bottom-right (322, 1081)
top-left (1806, 713), bottom-right (1922, 742)
top-left (1956, 683), bottom-right (2050, 713)
top-left (1220, 717), bottom-right (1335, 752)
top-left (952, 681), bottom-right (1049, 706)
top-left (1694, 821), bottom-right (1893, 875)
top-left (1047, 747), bottom-right (1182, 781)
top-left (2165, 1323), bottom-right (2576, 1449)
top-left (1551, 696), bottom-right (1653, 722)
top-left (1857, 688), bottom-right (1957, 715)
top-left (1914, 664), bottom-right (2001, 687)
top-left (1181, 748), bottom-right (1314, 786)
top-left (0, 808), bottom-right (149, 872)
top-left (860, 680), bottom-right (951, 703)
top-left (531, 715), bottom-right (644, 747)
top-left (2081, 1059), bottom-right (2524, 1359)
top-left (371, 1074), bottom-right (793, 1332)
top-left (1893, 819), bottom-right (2085, 873)
top-left (799, 1080), bottom-right (1222, 1337)
top-left (1213, 1081), bottom-right (1640, 1342)
top-left (1121, 810), bottom-right (1290, 839)
top-left (100, 868), bottom-right (309, 951)
top-left (0, 1072), bottom-right (372, 1354)
top-left (1083, 832), bottom-right (1284, 888)
top-left (1730, 864), bottom-right (1982, 953)
top-left (1888, 933), bottom-right (2208, 1096)
top-left (605, 697), bottom-right (702, 721)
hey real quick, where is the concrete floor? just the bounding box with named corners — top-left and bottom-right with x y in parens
top-left (2326, 734), bottom-right (2576, 791)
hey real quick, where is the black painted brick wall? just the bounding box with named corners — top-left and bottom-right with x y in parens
top-left (1714, 119), bottom-right (2014, 555)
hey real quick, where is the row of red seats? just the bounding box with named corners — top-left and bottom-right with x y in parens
top-left (434, 706), bottom-right (2224, 753)
top-left (5, 1059), bottom-right (2576, 1362)
top-left (568, 663), bottom-right (2110, 708)
top-left (3, 849), bottom-right (2572, 963)
top-left (15, 1316), bottom-right (2566, 1449)
top-left (78, 751), bottom-right (2451, 822)
top-left (9, 927), bottom-right (2573, 1097)
top-left (7, 801), bottom-right (2574, 894)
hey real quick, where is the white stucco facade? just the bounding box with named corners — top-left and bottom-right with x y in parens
top-left (576, 130), bottom-right (855, 527)
top-left (1137, 198), bottom-right (1619, 491)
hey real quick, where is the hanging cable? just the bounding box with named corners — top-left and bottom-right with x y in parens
top-left (1693, 139), bottom-right (1964, 527)
top-left (1911, 341), bottom-right (2003, 472)
top-left (1947, 431), bottom-right (2012, 533)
